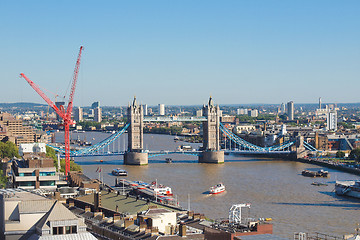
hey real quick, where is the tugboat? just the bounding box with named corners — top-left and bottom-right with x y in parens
top-left (209, 183), bottom-right (226, 194)
top-left (111, 168), bottom-right (128, 176)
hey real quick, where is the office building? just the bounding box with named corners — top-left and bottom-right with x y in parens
top-left (0, 111), bottom-right (47, 146)
top-left (319, 97), bottom-right (322, 109)
top-left (143, 104), bottom-right (148, 116)
top-left (94, 107), bottom-right (102, 122)
top-left (159, 104), bottom-right (165, 116)
top-left (11, 155), bottom-right (59, 191)
top-left (327, 110), bottom-right (337, 131)
top-left (91, 101), bottom-right (100, 109)
top-left (74, 106), bottom-right (83, 122)
top-left (287, 101), bottom-right (294, 121)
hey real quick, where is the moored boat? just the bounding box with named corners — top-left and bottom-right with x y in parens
top-left (302, 169), bottom-right (329, 178)
top-left (335, 180), bottom-right (360, 198)
top-left (209, 183), bottom-right (225, 194)
top-left (111, 168), bottom-right (128, 176)
top-left (165, 158), bottom-right (172, 163)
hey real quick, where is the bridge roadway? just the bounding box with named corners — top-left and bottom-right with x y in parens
top-left (143, 116), bottom-right (207, 122)
top-left (67, 149), bottom-right (294, 158)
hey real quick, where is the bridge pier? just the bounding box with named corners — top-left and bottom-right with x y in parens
top-left (124, 97), bottom-right (148, 165)
top-left (199, 96), bottom-right (224, 164)
top-left (124, 152), bottom-right (148, 165)
top-left (199, 151), bottom-right (224, 164)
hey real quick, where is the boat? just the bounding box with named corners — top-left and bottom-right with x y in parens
top-left (165, 158), bottom-right (172, 163)
top-left (174, 136), bottom-right (180, 142)
top-left (209, 183), bottom-right (226, 194)
top-left (150, 181), bottom-right (173, 196)
top-left (111, 168), bottom-right (128, 176)
top-left (311, 182), bottom-right (328, 186)
top-left (301, 169), bottom-right (329, 178)
top-left (335, 180), bottom-right (360, 198)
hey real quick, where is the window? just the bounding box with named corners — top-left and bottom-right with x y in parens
top-left (53, 226), bottom-right (64, 235)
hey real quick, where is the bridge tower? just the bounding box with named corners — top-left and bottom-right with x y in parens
top-left (199, 96), bottom-right (224, 163)
top-left (124, 97), bottom-right (148, 165)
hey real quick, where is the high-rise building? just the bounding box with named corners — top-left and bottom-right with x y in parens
top-left (327, 110), bottom-right (337, 131)
top-left (281, 103), bottom-right (286, 114)
top-left (287, 101), bottom-right (294, 121)
top-left (74, 107), bottom-right (83, 122)
top-left (237, 109), bottom-right (248, 115)
top-left (143, 104), bottom-right (148, 116)
top-left (94, 107), bottom-right (102, 122)
top-left (248, 109), bottom-right (258, 117)
top-left (319, 97), bottom-right (322, 109)
top-left (159, 104), bottom-right (165, 116)
top-left (91, 101), bottom-right (100, 109)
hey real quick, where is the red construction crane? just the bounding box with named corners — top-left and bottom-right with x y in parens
top-left (20, 46), bottom-right (84, 176)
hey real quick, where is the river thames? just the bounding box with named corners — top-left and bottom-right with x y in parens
top-left (57, 131), bottom-right (360, 238)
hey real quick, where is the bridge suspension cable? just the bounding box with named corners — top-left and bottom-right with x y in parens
top-left (219, 123), bottom-right (295, 152)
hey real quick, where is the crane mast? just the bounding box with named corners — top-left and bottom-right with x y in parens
top-left (21, 46), bottom-right (83, 176)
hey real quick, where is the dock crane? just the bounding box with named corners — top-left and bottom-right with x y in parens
top-left (20, 46), bottom-right (84, 176)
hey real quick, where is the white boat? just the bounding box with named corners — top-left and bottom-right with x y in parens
top-left (111, 168), bottom-right (128, 176)
top-left (209, 183), bottom-right (225, 194)
top-left (150, 181), bottom-right (173, 195)
top-left (335, 180), bottom-right (360, 198)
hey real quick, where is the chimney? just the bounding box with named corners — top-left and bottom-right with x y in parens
top-left (113, 213), bottom-right (121, 222)
top-left (85, 206), bottom-right (91, 212)
top-left (68, 200), bottom-right (74, 207)
top-left (179, 223), bottom-right (186, 237)
top-left (94, 192), bottom-right (101, 211)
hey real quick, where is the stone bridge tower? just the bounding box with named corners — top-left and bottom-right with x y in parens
top-left (199, 97), bottom-right (224, 163)
top-left (124, 97), bottom-right (148, 165)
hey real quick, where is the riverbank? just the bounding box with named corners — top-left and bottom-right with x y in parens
top-left (296, 157), bottom-right (360, 176)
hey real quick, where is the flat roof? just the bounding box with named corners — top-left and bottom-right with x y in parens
top-left (76, 191), bottom-right (181, 215)
top-left (0, 188), bottom-right (47, 201)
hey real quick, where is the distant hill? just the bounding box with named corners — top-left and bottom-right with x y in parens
top-left (0, 102), bottom-right (47, 108)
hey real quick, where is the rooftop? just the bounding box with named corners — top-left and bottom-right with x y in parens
top-left (76, 191), bottom-right (181, 215)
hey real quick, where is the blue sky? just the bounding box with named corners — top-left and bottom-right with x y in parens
top-left (1, 1), bottom-right (359, 106)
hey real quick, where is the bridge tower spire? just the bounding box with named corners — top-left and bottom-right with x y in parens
top-left (199, 96), bottom-right (224, 163)
top-left (124, 96), bottom-right (148, 165)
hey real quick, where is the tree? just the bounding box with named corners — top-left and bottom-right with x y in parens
top-left (0, 141), bottom-right (20, 159)
top-left (336, 150), bottom-right (345, 158)
top-left (46, 146), bottom-right (58, 170)
top-left (0, 169), bottom-right (7, 189)
top-left (349, 148), bottom-right (360, 162)
top-left (60, 159), bottom-right (82, 172)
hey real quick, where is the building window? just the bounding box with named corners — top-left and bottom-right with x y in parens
top-left (53, 226), bottom-right (64, 235)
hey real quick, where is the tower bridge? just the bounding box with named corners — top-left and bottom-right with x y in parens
top-left (50, 96), bottom-right (312, 164)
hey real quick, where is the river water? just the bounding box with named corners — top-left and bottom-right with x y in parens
top-left (56, 131), bottom-right (360, 238)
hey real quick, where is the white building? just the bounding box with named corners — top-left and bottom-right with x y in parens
top-left (327, 110), bottom-right (337, 131)
top-left (248, 109), bottom-right (258, 117)
top-left (18, 143), bottom-right (46, 156)
top-left (138, 208), bottom-right (177, 235)
top-left (94, 107), bottom-right (102, 122)
top-left (74, 107), bottom-right (83, 122)
top-left (143, 104), bottom-right (148, 116)
top-left (237, 108), bottom-right (248, 115)
top-left (159, 104), bottom-right (165, 116)
top-left (287, 101), bottom-right (294, 120)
